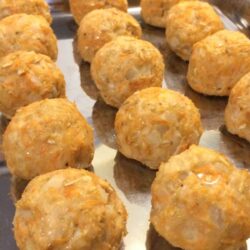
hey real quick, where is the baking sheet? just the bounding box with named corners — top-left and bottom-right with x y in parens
top-left (0, 1), bottom-right (250, 249)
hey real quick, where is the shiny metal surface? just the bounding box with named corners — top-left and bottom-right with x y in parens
top-left (211, 0), bottom-right (250, 35)
top-left (0, 1), bottom-right (250, 249)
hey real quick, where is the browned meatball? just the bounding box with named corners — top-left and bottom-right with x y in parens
top-left (91, 36), bottom-right (164, 108)
top-left (0, 51), bottom-right (65, 118)
top-left (69, 0), bottom-right (128, 24)
top-left (187, 30), bottom-right (250, 96)
top-left (141, 0), bottom-right (201, 28)
top-left (151, 145), bottom-right (250, 250)
top-left (166, 1), bottom-right (224, 61)
top-left (0, 14), bottom-right (57, 60)
top-left (115, 87), bottom-right (203, 169)
top-left (77, 8), bottom-right (142, 62)
top-left (3, 99), bottom-right (94, 180)
top-left (0, 0), bottom-right (52, 23)
top-left (14, 168), bottom-right (127, 250)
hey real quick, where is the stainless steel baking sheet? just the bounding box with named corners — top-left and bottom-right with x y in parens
top-left (0, 1), bottom-right (250, 249)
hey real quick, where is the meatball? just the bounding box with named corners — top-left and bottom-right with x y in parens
top-left (115, 87), bottom-right (203, 169)
top-left (140, 0), bottom-right (201, 28)
top-left (187, 30), bottom-right (250, 96)
top-left (166, 1), bottom-right (224, 61)
top-left (77, 8), bottom-right (142, 63)
top-left (91, 36), bottom-right (164, 108)
top-left (225, 72), bottom-right (250, 142)
top-left (14, 168), bottom-right (127, 250)
top-left (69, 0), bottom-right (128, 25)
top-left (151, 145), bottom-right (250, 250)
top-left (3, 98), bottom-right (94, 180)
top-left (0, 14), bottom-right (57, 60)
top-left (0, 51), bottom-right (65, 119)
top-left (0, 0), bottom-right (52, 23)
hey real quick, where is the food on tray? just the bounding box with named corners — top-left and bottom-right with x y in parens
top-left (225, 72), bottom-right (250, 142)
top-left (14, 168), bottom-right (127, 250)
top-left (151, 145), bottom-right (250, 250)
top-left (166, 1), bottom-right (224, 61)
top-left (91, 36), bottom-right (164, 108)
top-left (0, 14), bottom-right (57, 60)
top-left (77, 8), bottom-right (142, 63)
top-left (0, 51), bottom-right (65, 119)
top-left (187, 30), bottom-right (250, 96)
top-left (3, 98), bottom-right (94, 180)
top-left (69, 0), bottom-right (128, 25)
top-left (115, 87), bottom-right (203, 169)
top-left (0, 0), bottom-right (52, 23)
top-left (141, 0), bottom-right (201, 28)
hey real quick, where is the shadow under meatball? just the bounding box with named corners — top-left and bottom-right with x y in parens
top-left (146, 224), bottom-right (247, 250)
top-left (92, 100), bottom-right (117, 149)
top-left (80, 61), bottom-right (99, 100)
top-left (200, 128), bottom-right (250, 169)
top-left (113, 152), bottom-right (156, 203)
top-left (185, 85), bottom-right (228, 130)
top-left (146, 224), bottom-right (181, 250)
top-left (0, 115), bottom-right (10, 164)
top-left (220, 126), bottom-right (250, 169)
top-left (10, 177), bottom-right (29, 202)
top-left (72, 37), bottom-right (82, 65)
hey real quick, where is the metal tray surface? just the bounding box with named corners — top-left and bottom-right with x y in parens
top-left (0, 1), bottom-right (250, 249)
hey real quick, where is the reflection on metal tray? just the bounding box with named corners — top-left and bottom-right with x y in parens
top-left (211, 0), bottom-right (250, 33)
top-left (0, 1), bottom-right (250, 249)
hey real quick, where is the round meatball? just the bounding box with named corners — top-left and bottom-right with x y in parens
top-left (69, 0), bottom-right (128, 25)
top-left (141, 0), bottom-right (201, 28)
top-left (166, 1), bottom-right (224, 61)
top-left (225, 72), bottom-right (250, 142)
top-left (187, 30), bottom-right (250, 96)
top-left (151, 145), bottom-right (250, 250)
top-left (3, 99), bottom-right (94, 180)
top-left (91, 36), bottom-right (164, 108)
top-left (14, 168), bottom-right (127, 250)
top-left (0, 14), bottom-right (57, 60)
top-left (77, 8), bottom-right (142, 63)
top-left (115, 87), bottom-right (203, 169)
top-left (0, 0), bottom-right (52, 23)
top-left (0, 51), bottom-right (65, 119)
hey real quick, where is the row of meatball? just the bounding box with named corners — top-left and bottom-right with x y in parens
top-left (12, 140), bottom-right (250, 249)
top-left (6, 91), bottom-right (250, 250)
top-left (0, 0), bottom-right (64, 120)
top-left (0, 2), bottom-right (124, 250)
top-left (72, 1), bottom-right (250, 142)
top-left (0, 1), bottom-right (249, 144)
top-left (12, 147), bottom-right (250, 249)
top-left (72, 0), bottom-right (250, 95)
top-left (69, 2), bottom-right (250, 250)
top-left (142, 0), bottom-right (250, 142)
top-left (0, 47), bottom-right (246, 250)
top-left (0, 0), bottom-right (248, 102)
top-left (0, 0), bottom-right (246, 111)
top-left (0, 1), bottom-right (250, 250)
top-left (0, 1), bottom-right (118, 249)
